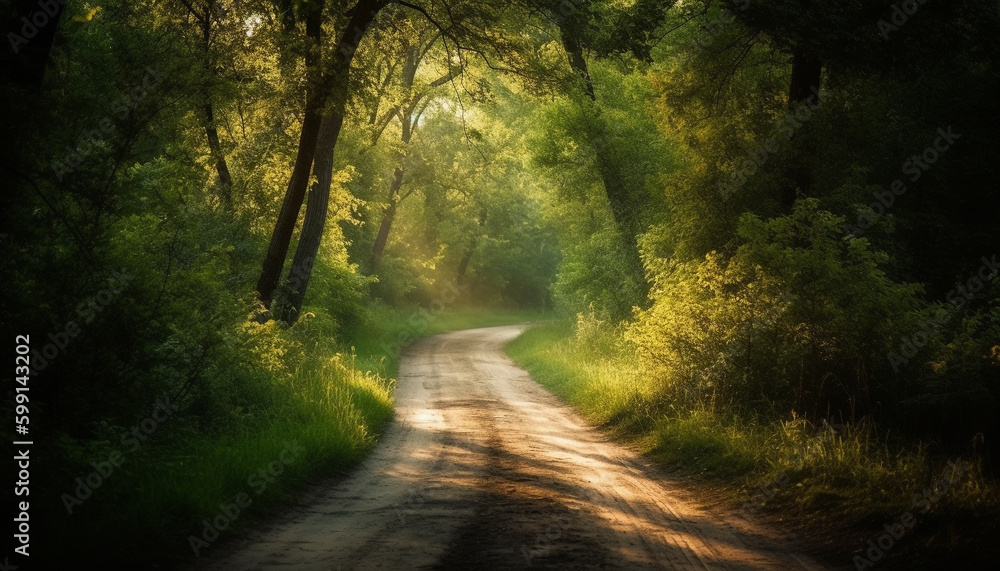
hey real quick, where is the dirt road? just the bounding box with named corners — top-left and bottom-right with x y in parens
top-left (198, 325), bottom-right (828, 570)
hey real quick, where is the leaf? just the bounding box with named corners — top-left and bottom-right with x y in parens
top-left (73, 7), bottom-right (102, 22)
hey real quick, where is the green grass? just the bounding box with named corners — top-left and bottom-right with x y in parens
top-left (506, 319), bottom-right (663, 435)
top-left (39, 331), bottom-right (395, 566)
top-left (506, 319), bottom-right (999, 566)
top-left (34, 304), bottom-right (545, 568)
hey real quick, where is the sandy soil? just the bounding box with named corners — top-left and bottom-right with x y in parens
top-left (194, 325), bottom-right (831, 570)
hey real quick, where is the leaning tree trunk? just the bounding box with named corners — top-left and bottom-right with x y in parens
top-left (275, 0), bottom-right (386, 322)
top-left (254, 0), bottom-right (326, 309)
top-left (203, 98), bottom-right (233, 204)
top-left (369, 167), bottom-right (403, 271)
top-left (278, 114), bottom-right (343, 323)
top-left (557, 23), bottom-right (647, 292)
top-left (198, 1), bottom-right (233, 207)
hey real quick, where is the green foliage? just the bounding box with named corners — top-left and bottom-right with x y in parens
top-left (343, 75), bottom-right (560, 308)
top-left (507, 320), bottom-right (999, 542)
top-left (34, 332), bottom-right (394, 567)
top-left (631, 199), bottom-right (924, 417)
top-left (525, 59), bottom-right (676, 318)
top-left (550, 227), bottom-right (643, 319)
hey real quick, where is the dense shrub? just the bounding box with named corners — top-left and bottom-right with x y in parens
top-left (630, 199), bottom-right (925, 419)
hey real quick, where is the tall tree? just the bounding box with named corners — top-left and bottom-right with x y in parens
top-left (268, 0), bottom-right (566, 317)
top-left (532, 0), bottom-right (673, 291)
top-left (278, 114), bottom-right (342, 322)
top-left (255, 0), bottom-right (326, 309)
top-left (258, 0), bottom-right (389, 310)
top-left (273, 0), bottom-right (391, 321)
top-left (176, 0), bottom-right (235, 205)
top-left (369, 32), bottom-right (456, 272)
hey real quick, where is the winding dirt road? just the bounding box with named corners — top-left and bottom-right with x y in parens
top-left (198, 325), bottom-right (828, 570)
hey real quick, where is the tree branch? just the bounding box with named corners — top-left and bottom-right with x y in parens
top-left (177, 0), bottom-right (207, 26)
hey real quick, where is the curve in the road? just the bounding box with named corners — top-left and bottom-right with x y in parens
top-left (197, 325), bottom-right (828, 570)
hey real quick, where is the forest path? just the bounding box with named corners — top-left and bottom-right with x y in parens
top-left (196, 325), bottom-right (829, 570)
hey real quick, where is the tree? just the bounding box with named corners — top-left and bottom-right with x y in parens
top-left (277, 9), bottom-right (453, 322)
top-left (529, 0), bottom-right (674, 293)
top-left (275, 0), bottom-right (552, 317)
top-left (174, 0), bottom-right (236, 206)
top-left (256, 0), bottom-right (387, 310)
top-left (368, 26), bottom-right (456, 272)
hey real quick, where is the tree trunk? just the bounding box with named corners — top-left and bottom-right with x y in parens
top-left (254, 0), bottom-right (327, 309)
top-left (456, 238), bottom-right (477, 285)
top-left (203, 99), bottom-right (233, 204)
top-left (367, 43), bottom-right (424, 273)
top-left (556, 23), bottom-right (646, 290)
top-left (279, 114), bottom-right (344, 323)
top-left (456, 211), bottom-right (486, 285)
top-left (198, 1), bottom-right (233, 206)
top-left (271, 0), bottom-right (386, 320)
top-left (370, 169), bottom-right (402, 271)
top-left (255, 109), bottom-right (323, 309)
top-left (559, 32), bottom-right (595, 99)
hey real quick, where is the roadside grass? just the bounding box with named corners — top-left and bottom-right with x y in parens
top-left (33, 304), bottom-right (544, 567)
top-left (505, 319), bottom-right (1000, 568)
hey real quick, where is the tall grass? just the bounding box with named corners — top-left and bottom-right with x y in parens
top-left (506, 318), bottom-right (997, 528)
top-left (31, 304), bottom-right (541, 567)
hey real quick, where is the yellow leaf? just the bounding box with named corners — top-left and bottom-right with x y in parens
top-left (73, 7), bottom-right (101, 22)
